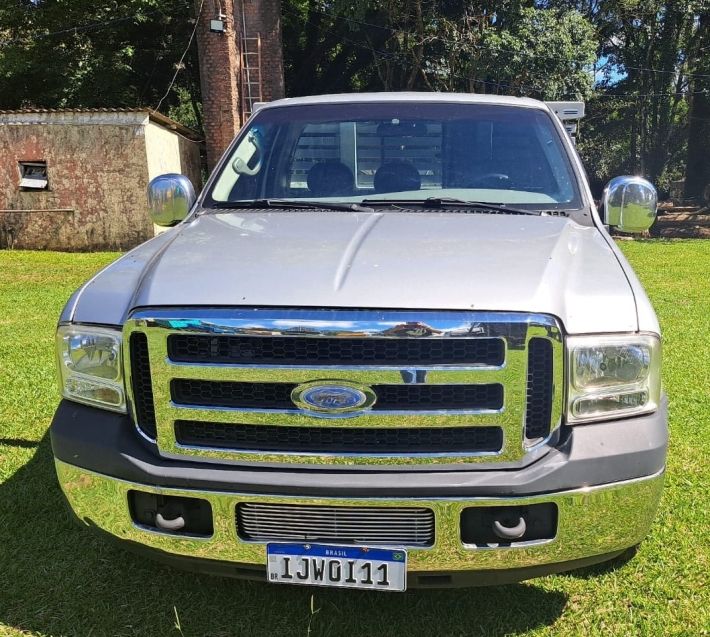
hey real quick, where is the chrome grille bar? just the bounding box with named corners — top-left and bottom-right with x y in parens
top-left (123, 309), bottom-right (563, 467)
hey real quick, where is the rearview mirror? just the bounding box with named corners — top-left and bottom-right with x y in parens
top-left (603, 176), bottom-right (657, 234)
top-left (147, 174), bottom-right (196, 227)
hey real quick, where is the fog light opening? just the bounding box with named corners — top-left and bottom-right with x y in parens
top-left (461, 503), bottom-right (558, 547)
top-left (128, 490), bottom-right (214, 537)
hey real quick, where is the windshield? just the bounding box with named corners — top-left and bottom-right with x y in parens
top-left (206, 102), bottom-right (582, 210)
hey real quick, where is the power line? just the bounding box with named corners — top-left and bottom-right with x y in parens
top-left (0, 9), bottom-right (164, 48)
top-left (623, 64), bottom-right (710, 79)
top-left (595, 90), bottom-right (707, 98)
top-left (154, 0), bottom-right (204, 113)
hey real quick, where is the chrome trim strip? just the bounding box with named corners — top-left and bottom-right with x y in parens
top-left (133, 422), bottom-right (157, 445)
top-left (164, 361), bottom-right (511, 381)
top-left (56, 459), bottom-right (664, 572)
top-left (132, 522), bottom-right (214, 541)
top-left (169, 402), bottom-right (506, 418)
top-left (123, 309), bottom-right (564, 467)
top-left (172, 441), bottom-right (504, 460)
top-left (166, 360), bottom-right (508, 372)
top-left (129, 308), bottom-right (558, 339)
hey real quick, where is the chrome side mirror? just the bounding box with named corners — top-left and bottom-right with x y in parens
top-left (602, 176), bottom-right (657, 233)
top-left (147, 174), bottom-right (196, 227)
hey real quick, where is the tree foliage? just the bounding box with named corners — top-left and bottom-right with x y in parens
top-left (298, 1), bottom-right (597, 98)
top-left (0, 0), bottom-right (202, 128)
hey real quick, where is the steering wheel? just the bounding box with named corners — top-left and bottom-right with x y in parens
top-left (232, 131), bottom-right (263, 176)
top-left (469, 173), bottom-right (510, 187)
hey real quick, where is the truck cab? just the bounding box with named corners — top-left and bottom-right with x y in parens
top-left (52, 93), bottom-right (666, 590)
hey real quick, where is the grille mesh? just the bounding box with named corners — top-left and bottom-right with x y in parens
top-left (171, 379), bottom-right (504, 411)
top-left (374, 384), bottom-right (503, 410)
top-left (237, 503), bottom-right (435, 546)
top-left (168, 334), bottom-right (505, 367)
top-left (175, 421), bottom-right (503, 454)
top-left (129, 333), bottom-right (157, 439)
top-left (525, 338), bottom-right (554, 440)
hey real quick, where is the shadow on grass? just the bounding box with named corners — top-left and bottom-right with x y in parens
top-left (0, 435), bottom-right (568, 637)
top-left (0, 438), bottom-right (40, 449)
top-left (558, 546), bottom-right (638, 581)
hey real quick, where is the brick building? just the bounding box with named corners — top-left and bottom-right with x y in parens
top-left (0, 109), bottom-right (201, 251)
top-left (196, 0), bottom-right (285, 168)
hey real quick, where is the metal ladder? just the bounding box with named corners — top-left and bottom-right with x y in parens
top-left (240, 35), bottom-right (263, 121)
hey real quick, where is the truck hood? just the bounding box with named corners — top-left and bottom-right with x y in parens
top-left (70, 211), bottom-right (638, 334)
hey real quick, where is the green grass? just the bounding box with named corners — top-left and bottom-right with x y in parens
top-left (0, 242), bottom-right (708, 637)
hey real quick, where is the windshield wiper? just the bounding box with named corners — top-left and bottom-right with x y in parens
top-left (361, 197), bottom-right (543, 216)
top-left (207, 199), bottom-right (373, 212)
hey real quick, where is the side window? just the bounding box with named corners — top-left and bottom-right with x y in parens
top-left (288, 123), bottom-right (341, 190)
top-left (355, 122), bottom-right (442, 190)
top-left (19, 161), bottom-right (49, 191)
top-left (445, 119), bottom-right (562, 197)
top-left (286, 121), bottom-right (443, 194)
top-left (491, 124), bottom-right (542, 189)
top-left (534, 117), bottom-right (575, 202)
top-left (211, 126), bottom-right (270, 201)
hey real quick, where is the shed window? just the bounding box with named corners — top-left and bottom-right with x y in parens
top-left (19, 161), bottom-right (48, 190)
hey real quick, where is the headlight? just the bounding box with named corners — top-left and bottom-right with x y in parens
top-left (567, 334), bottom-right (661, 423)
top-left (56, 325), bottom-right (126, 412)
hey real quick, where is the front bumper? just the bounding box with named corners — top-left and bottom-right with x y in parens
top-left (56, 459), bottom-right (664, 584)
top-left (51, 400), bottom-right (667, 586)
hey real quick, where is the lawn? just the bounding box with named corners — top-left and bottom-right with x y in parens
top-left (0, 242), bottom-right (708, 637)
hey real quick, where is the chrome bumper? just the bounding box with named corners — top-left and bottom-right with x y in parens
top-left (56, 459), bottom-right (664, 573)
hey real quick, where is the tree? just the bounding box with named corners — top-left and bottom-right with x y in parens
top-left (282, 0), bottom-right (383, 95)
top-left (456, 6), bottom-right (597, 99)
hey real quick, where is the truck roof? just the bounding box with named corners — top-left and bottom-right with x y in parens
top-left (257, 91), bottom-right (548, 111)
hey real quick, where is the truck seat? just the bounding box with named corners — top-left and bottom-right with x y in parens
top-left (307, 161), bottom-right (354, 197)
top-left (374, 160), bottom-right (422, 193)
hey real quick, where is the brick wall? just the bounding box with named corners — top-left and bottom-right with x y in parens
top-left (239, 0), bottom-right (285, 103)
top-left (196, 0), bottom-right (284, 169)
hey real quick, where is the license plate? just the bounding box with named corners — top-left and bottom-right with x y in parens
top-left (267, 543), bottom-right (407, 592)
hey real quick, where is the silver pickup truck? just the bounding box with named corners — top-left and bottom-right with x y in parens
top-left (52, 93), bottom-right (667, 591)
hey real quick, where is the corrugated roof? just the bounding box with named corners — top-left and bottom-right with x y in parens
top-left (0, 108), bottom-right (202, 140)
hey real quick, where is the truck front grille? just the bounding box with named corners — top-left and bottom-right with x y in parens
top-left (175, 421), bottom-right (504, 454)
top-left (125, 309), bottom-right (563, 467)
top-left (236, 503), bottom-right (435, 546)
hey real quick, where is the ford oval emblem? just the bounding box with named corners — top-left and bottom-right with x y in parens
top-left (292, 381), bottom-right (376, 415)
